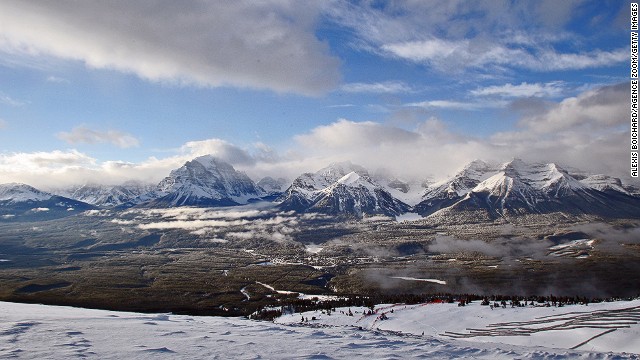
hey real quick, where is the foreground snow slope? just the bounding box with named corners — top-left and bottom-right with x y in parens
top-left (277, 299), bottom-right (640, 356)
top-left (1, 301), bottom-right (638, 359)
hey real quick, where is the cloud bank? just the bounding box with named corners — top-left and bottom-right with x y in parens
top-left (0, 0), bottom-right (340, 95)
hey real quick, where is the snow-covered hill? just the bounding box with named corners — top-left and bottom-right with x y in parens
top-left (137, 155), bottom-right (266, 207)
top-left (1, 300), bottom-right (638, 358)
top-left (277, 162), bottom-right (409, 217)
top-left (0, 183), bottom-right (94, 221)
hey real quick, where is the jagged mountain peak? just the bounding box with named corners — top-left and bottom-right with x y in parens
top-left (277, 163), bottom-right (409, 217)
top-left (138, 155), bottom-right (265, 207)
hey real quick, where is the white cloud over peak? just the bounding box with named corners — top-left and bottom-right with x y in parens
top-left (57, 126), bottom-right (140, 148)
top-left (180, 139), bottom-right (255, 165)
top-left (0, 1), bottom-right (340, 95)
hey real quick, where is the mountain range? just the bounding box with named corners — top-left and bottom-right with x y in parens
top-left (0, 183), bottom-right (95, 221)
top-left (415, 159), bottom-right (640, 220)
top-left (1, 156), bottom-right (638, 221)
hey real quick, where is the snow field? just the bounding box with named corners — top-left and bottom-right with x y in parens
top-left (1, 300), bottom-right (639, 359)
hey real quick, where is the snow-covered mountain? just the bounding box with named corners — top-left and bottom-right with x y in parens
top-left (418, 159), bottom-right (640, 219)
top-left (138, 155), bottom-right (266, 207)
top-left (277, 162), bottom-right (410, 217)
top-left (0, 182), bottom-right (53, 203)
top-left (54, 181), bottom-right (155, 208)
top-left (371, 170), bottom-right (429, 206)
top-left (0, 183), bottom-right (94, 220)
top-left (414, 160), bottom-right (496, 215)
top-left (257, 176), bottom-right (288, 198)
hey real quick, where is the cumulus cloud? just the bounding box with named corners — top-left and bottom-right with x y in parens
top-left (515, 82), bottom-right (626, 133)
top-left (0, 0), bottom-right (340, 95)
top-left (294, 118), bottom-right (420, 150)
top-left (57, 125), bottom-right (140, 148)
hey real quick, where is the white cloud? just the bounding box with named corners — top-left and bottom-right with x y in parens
top-left (0, 149), bottom-right (95, 171)
top-left (0, 119), bottom-right (6, 129)
top-left (0, 92), bottom-right (24, 106)
top-left (406, 99), bottom-right (507, 110)
top-left (340, 81), bottom-right (412, 94)
top-left (382, 38), bottom-right (626, 73)
top-left (327, 1), bottom-right (626, 75)
top-left (0, 1), bottom-right (340, 95)
top-left (471, 82), bottom-right (567, 98)
top-left (180, 139), bottom-right (254, 165)
top-left (516, 82), bottom-right (626, 133)
top-left (46, 75), bottom-right (69, 83)
top-left (57, 125), bottom-right (140, 148)
top-left (294, 118), bottom-right (420, 150)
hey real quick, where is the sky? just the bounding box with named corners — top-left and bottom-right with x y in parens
top-left (0, 0), bottom-right (633, 188)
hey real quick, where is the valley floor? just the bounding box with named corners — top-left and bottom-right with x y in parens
top-left (1, 300), bottom-right (638, 359)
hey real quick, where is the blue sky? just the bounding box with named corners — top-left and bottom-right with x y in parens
top-left (0, 0), bottom-right (633, 187)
